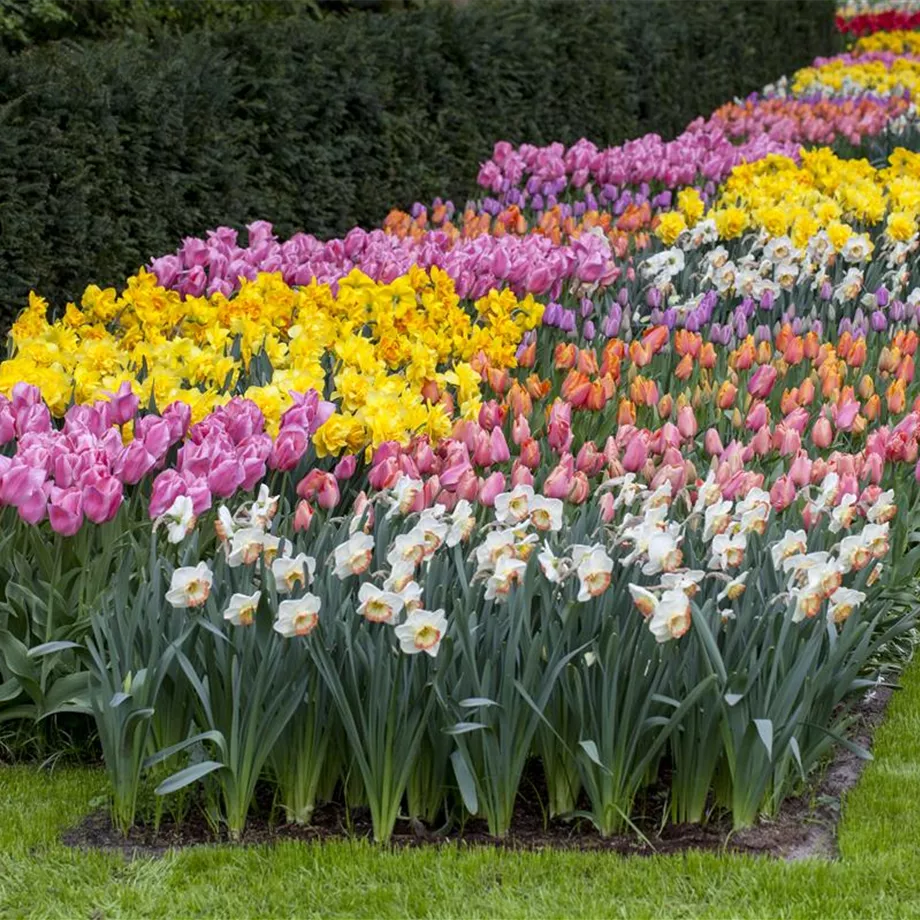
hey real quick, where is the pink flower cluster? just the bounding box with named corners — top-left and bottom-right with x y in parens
top-left (475, 94), bottom-right (908, 209)
top-left (150, 220), bottom-right (621, 300)
top-left (0, 383), bottom-right (188, 534)
top-left (149, 391), bottom-right (334, 519)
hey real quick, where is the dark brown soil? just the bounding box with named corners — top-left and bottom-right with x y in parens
top-left (61, 688), bottom-right (891, 862)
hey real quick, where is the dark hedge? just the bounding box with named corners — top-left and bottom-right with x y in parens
top-left (0, 0), bottom-right (837, 327)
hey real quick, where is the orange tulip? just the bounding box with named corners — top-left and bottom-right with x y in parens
top-left (617, 398), bottom-right (637, 426)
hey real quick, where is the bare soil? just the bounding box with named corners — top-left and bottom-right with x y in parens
top-left (61, 688), bottom-right (891, 861)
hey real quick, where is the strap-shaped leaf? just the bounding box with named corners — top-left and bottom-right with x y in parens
top-left (155, 760), bottom-right (224, 796)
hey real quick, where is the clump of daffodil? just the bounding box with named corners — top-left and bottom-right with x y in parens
top-left (655, 147), bottom-right (920, 250)
top-left (2, 265), bottom-right (541, 454)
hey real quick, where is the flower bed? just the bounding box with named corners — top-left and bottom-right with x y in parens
top-left (1, 13), bottom-right (920, 847)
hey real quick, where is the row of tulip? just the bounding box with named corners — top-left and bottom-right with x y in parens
top-left (3, 21), bottom-right (920, 843)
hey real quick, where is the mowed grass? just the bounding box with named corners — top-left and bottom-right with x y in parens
top-left (3, 662), bottom-right (920, 919)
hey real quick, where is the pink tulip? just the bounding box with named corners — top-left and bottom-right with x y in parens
top-left (747, 365), bottom-right (778, 399)
top-left (113, 441), bottom-right (157, 485)
top-left (677, 405), bottom-right (698, 439)
top-left (789, 452), bottom-right (813, 488)
top-left (369, 456), bottom-right (401, 491)
top-left (599, 492), bottom-right (616, 523)
top-left (473, 430), bottom-right (494, 467)
top-left (568, 471), bottom-right (590, 504)
top-left (138, 417), bottom-right (173, 459)
top-left (704, 428), bottom-right (724, 457)
top-left (440, 446), bottom-right (473, 489)
top-left (777, 425), bottom-right (801, 456)
top-left (547, 400), bottom-right (573, 453)
top-left (149, 470), bottom-right (186, 518)
top-left (490, 426), bottom-right (511, 464)
top-left (48, 486), bottom-right (83, 536)
top-left (622, 435), bottom-right (649, 473)
top-left (863, 451), bottom-right (883, 484)
top-left (478, 401), bottom-right (505, 432)
top-left (83, 476), bottom-right (124, 524)
top-left (207, 457), bottom-right (245, 498)
top-left (413, 441), bottom-right (437, 475)
top-left (106, 381), bottom-right (140, 426)
top-left (576, 441), bottom-right (605, 477)
top-left (294, 499), bottom-right (315, 533)
top-left (511, 415), bottom-right (531, 446)
top-left (334, 454), bottom-right (358, 480)
top-left (544, 454), bottom-right (575, 499)
top-left (770, 475), bottom-right (796, 511)
top-left (478, 471), bottom-right (506, 507)
top-left (745, 401), bottom-right (769, 431)
top-left (832, 398), bottom-right (860, 432)
top-left (811, 416), bottom-right (833, 449)
top-left (456, 470), bottom-right (481, 502)
top-left (511, 461), bottom-right (534, 488)
top-left (269, 427), bottom-right (309, 471)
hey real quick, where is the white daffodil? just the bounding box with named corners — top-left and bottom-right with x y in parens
top-left (791, 585), bottom-right (823, 623)
top-left (165, 562), bottom-right (213, 609)
top-left (387, 474), bottom-right (423, 518)
top-left (643, 531), bottom-right (683, 575)
top-left (703, 501), bottom-right (734, 542)
top-left (648, 588), bottom-right (692, 643)
top-left (417, 511), bottom-right (449, 558)
top-left (710, 531), bottom-right (747, 570)
top-left (829, 494), bottom-right (858, 534)
top-left (474, 529), bottom-right (517, 573)
top-left (223, 591), bottom-right (261, 627)
top-left (866, 490), bottom-right (896, 525)
top-left (446, 499), bottom-right (476, 547)
top-left (771, 530), bottom-right (808, 569)
top-left (357, 583), bottom-right (404, 624)
top-left (862, 523), bottom-right (891, 559)
top-left (576, 546), bottom-right (614, 602)
top-left (333, 532), bottom-right (375, 579)
top-left (384, 561), bottom-right (417, 593)
top-left (272, 553), bottom-right (317, 594)
top-left (274, 595), bottom-right (321, 638)
top-left (717, 572), bottom-right (749, 602)
top-left (387, 527), bottom-right (429, 570)
top-left (827, 587), bottom-right (866, 625)
top-left (397, 579), bottom-right (424, 613)
top-left (215, 505), bottom-right (238, 543)
top-left (628, 583), bottom-right (658, 618)
top-left (485, 556), bottom-right (527, 601)
top-left (250, 485), bottom-right (280, 529)
top-left (494, 484), bottom-right (534, 526)
top-left (394, 608), bottom-right (448, 657)
top-left (529, 495), bottom-right (563, 532)
top-left (161, 495), bottom-right (196, 545)
top-left (227, 527), bottom-right (268, 567)
top-left (538, 546), bottom-right (566, 584)
top-left (660, 569), bottom-right (705, 597)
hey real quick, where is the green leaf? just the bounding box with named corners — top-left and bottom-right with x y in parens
top-left (458, 697), bottom-right (499, 709)
top-left (444, 721), bottom-right (488, 735)
top-left (754, 718), bottom-right (773, 760)
top-left (578, 739), bottom-right (604, 768)
top-left (450, 751), bottom-right (478, 815)
top-left (155, 760), bottom-right (225, 796)
top-left (27, 640), bottom-right (82, 657)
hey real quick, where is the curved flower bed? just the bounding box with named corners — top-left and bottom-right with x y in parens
top-left (1, 16), bottom-right (920, 847)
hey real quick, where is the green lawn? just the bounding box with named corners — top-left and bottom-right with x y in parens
top-left (3, 660), bottom-right (920, 919)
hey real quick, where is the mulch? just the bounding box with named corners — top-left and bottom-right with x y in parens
top-left (60, 687), bottom-right (891, 861)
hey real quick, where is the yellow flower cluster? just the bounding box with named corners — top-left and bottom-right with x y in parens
top-left (852, 29), bottom-right (920, 56)
top-left (1, 267), bottom-right (543, 450)
top-left (657, 147), bottom-right (920, 248)
top-left (790, 57), bottom-right (920, 97)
